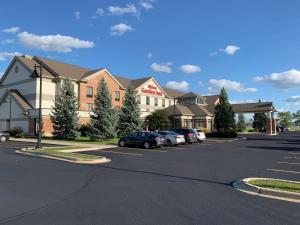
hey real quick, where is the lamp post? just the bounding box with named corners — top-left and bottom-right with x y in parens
top-left (173, 96), bottom-right (176, 129)
top-left (32, 64), bottom-right (43, 149)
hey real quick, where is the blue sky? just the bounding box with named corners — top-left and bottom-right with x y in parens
top-left (1, 0), bottom-right (300, 112)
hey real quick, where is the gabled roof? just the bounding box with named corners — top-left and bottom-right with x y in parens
top-left (164, 104), bottom-right (195, 116)
top-left (114, 75), bottom-right (152, 89)
top-left (178, 92), bottom-right (206, 99)
top-left (80, 68), bottom-right (105, 79)
top-left (162, 87), bottom-right (186, 98)
top-left (34, 56), bottom-right (91, 80)
top-left (0, 89), bottom-right (33, 111)
top-left (203, 95), bottom-right (219, 105)
top-left (187, 104), bottom-right (213, 116)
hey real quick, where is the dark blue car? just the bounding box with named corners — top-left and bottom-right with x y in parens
top-left (118, 132), bottom-right (163, 149)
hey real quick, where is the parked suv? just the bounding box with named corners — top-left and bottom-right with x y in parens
top-left (118, 132), bottom-right (163, 149)
top-left (172, 129), bottom-right (197, 144)
top-left (0, 132), bottom-right (10, 142)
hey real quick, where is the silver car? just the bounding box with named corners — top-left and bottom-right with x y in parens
top-left (0, 132), bottom-right (10, 142)
top-left (157, 131), bottom-right (179, 146)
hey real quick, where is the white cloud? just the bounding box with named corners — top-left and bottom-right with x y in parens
top-left (151, 62), bottom-right (172, 73)
top-left (108, 4), bottom-right (138, 16)
top-left (96, 8), bottom-right (104, 16)
top-left (2, 27), bottom-right (20, 33)
top-left (74, 11), bottom-right (80, 20)
top-left (17, 31), bottom-right (94, 53)
top-left (110, 23), bottom-right (134, 36)
top-left (166, 81), bottom-right (189, 91)
top-left (139, 0), bottom-right (154, 10)
top-left (209, 51), bottom-right (219, 56)
top-left (198, 81), bottom-right (204, 87)
top-left (209, 79), bottom-right (257, 93)
top-left (286, 95), bottom-right (300, 102)
top-left (179, 64), bottom-right (201, 74)
top-left (0, 39), bottom-right (14, 44)
top-left (220, 45), bottom-right (240, 55)
top-left (254, 69), bottom-right (300, 89)
top-left (0, 52), bottom-right (22, 61)
top-left (147, 53), bottom-right (152, 58)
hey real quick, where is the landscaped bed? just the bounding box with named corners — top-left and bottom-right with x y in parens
top-left (24, 146), bottom-right (103, 161)
top-left (249, 179), bottom-right (300, 193)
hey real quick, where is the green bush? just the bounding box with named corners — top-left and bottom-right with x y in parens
top-left (206, 130), bottom-right (237, 138)
top-left (79, 124), bottom-right (91, 137)
top-left (247, 128), bottom-right (254, 132)
top-left (9, 127), bottom-right (23, 137)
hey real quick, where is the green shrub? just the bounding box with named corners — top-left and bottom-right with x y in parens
top-left (79, 124), bottom-right (91, 137)
top-left (206, 130), bottom-right (237, 138)
top-left (9, 127), bottom-right (23, 137)
top-left (248, 128), bottom-right (254, 132)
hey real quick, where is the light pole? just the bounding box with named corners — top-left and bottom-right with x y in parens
top-left (31, 64), bottom-right (43, 149)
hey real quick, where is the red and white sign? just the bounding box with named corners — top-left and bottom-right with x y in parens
top-left (141, 84), bottom-right (162, 96)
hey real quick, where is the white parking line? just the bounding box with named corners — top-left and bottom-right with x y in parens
top-left (277, 162), bottom-right (300, 165)
top-left (284, 156), bottom-right (300, 160)
top-left (267, 168), bottom-right (300, 174)
top-left (98, 150), bottom-right (143, 156)
top-left (120, 147), bottom-right (167, 152)
top-left (289, 152), bottom-right (300, 155)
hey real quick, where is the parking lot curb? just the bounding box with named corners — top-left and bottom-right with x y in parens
top-left (15, 150), bottom-right (111, 165)
top-left (233, 177), bottom-right (300, 203)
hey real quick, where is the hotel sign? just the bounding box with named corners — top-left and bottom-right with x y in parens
top-left (141, 84), bottom-right (162, 96)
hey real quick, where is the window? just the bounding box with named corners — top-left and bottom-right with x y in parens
top-left (115, 91), bottom-right (120, 101)
top-left (146, 96), bottom-right (150, 105)
top-left (137, 95), bottom-right (141, 104)
top-left (162, 99), bottom-right (165, 107)
top-left (154, 98), bottom-right (158, 106)
top-left (87, 87), bottom-right (93, 98)
top-left (87, 103), bottom-right (93, 113)
top-left (14, 66), bottom-right (19, 73)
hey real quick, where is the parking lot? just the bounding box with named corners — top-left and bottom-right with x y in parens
top-left (0, 133), bottom-right (299, 225)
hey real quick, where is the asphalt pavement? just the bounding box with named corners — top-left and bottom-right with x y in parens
top-left (0, 133), bottom-right (299, 225)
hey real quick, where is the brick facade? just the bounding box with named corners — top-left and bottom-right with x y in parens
top-left (79, 70), bottom-right (125, 111)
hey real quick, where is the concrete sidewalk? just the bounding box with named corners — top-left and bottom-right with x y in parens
top-left (10, 137), bottom-right (116, 149)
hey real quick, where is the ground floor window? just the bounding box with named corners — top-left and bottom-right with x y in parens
top-left (194, 119), bottom-right (205, 128)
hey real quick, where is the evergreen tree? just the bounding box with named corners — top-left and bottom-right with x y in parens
top-left (253, 113), bottom-right (267, 132)
top-left (146, 110), bottom-right (171, 131)
top-left (90, 78), bottom-right (118, 140)
top-left (237, 113), bottom-right (246, 132)
top-left (118, 85), bottom-right (143, 137)
top-left (214, 88), bottom-right (236, 133)
top-left (51, 78), bottom-right (80, 140)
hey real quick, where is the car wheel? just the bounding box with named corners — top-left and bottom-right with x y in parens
top-left (119, 140), bottom-right (126, 147)
top-left (166, 139), bottom-right (172, 147)
top-left (0, 136), bottom-right (6, 142)
top-left (144, 141), bottom-right (151, 149)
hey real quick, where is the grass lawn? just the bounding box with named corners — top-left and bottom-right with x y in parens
top-left (26, 146), bottom-right (102, 161)
top-left (37, 136), bottom-right (118, 145)
top-left (249, 179), bottom-right (300, 193)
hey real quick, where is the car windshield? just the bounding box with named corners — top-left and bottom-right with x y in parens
top-left (167, 131), bottom-right (177, 135)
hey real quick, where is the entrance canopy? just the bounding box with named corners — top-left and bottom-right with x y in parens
top-left (231, 102), bottom-right (276, 113)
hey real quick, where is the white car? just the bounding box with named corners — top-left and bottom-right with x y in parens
top-left (193, 129), bottom-right (206, 142)
top-left (174, 133), bottom-right (186, 144)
